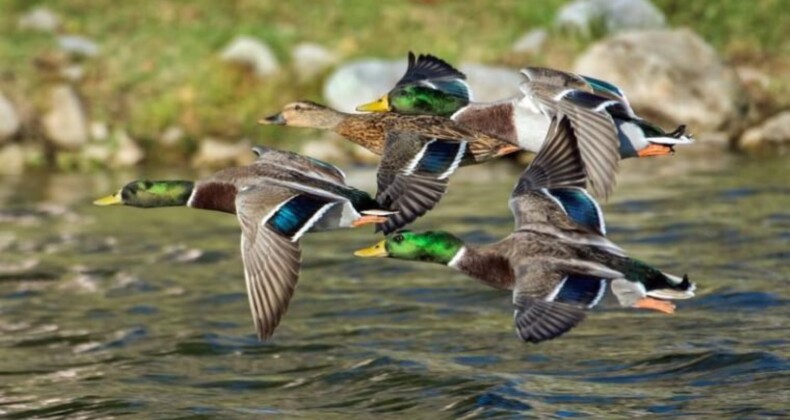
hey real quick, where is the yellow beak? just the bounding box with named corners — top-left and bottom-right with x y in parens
top-left (354, 240), bottom-right (389, 257)
top-left (93, 192), bottom-right (123, 206)
top-left (355, 95), bottom-right (390, 113)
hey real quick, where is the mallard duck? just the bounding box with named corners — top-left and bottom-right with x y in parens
top-left (94, 146), bottom-right (394, 340)
top-left (357, 52), bottom-right (694, 197)
top-left (261, 101), bottom-right (520, 233)
top-left (354, 116), bottom-right (695, 343)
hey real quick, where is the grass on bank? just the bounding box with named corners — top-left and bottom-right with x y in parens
top-left (0, 0), bottom-right (787, 164)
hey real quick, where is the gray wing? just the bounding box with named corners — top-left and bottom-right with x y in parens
top-left (512, 259), bottom-right (622, 343)
top-left (251, 146), bottom-right (346, 184)
top-left (521, 67), bottom-right (589, 91)
top-left (375, 131), bottom-right (466, 234)
top-left (236, 185), bottom-right (302, 340)
top-left (509, 116), bottom-right (586, 230)
top-left (520, 82), bottom-right (620, 198)
top-left (521, 67), bottom-right (628, 105)
top-left (512, 116), bottom-right (586, 194)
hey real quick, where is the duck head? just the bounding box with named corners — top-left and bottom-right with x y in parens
top-left (94, 180), bottom-right (194, 208)
top-left (354, 230), bottom-right (465, 265)
top-left (260, 101), bottom-right (345, 129)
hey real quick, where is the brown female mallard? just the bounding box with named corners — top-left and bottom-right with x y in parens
top-left (261, 101), bottom-right (519, 233)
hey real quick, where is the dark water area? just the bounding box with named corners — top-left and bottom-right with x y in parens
top-left (0, 154), bottom-right (788, 417)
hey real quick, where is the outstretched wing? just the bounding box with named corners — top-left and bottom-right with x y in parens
top-left (512, 116), bottom-right (586, 194)
top-left (522, 67), bottom-right (632, 114)
top-left (236, 185), bottom-right (342, 339)
top-left (250, 146), bottom-right (346, 184)
top-left (512, 259), bottom-right (622, 343)
top-left (521, 81), bottom-right (620, 198)
top-left (375, 131), bottom-right (467, 234)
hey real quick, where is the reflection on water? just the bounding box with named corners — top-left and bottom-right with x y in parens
top-left (0, 154), bottom-right (788, 417)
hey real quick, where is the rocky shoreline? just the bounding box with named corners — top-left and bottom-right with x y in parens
top-left (1, 1), bottom-right (787, 174)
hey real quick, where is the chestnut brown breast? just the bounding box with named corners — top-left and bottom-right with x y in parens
top-left (189, 182), bottom-right (238, 214)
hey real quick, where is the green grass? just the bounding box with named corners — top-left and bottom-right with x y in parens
top-left (0, 0), bottom-right (787, 165)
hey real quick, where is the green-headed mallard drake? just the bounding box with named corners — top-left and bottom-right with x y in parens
top-left (261, 101), bottom-right (520, 233)
top-left (357, 52), bottom-right (694, 197)
top-left (94, 146), bottom-right (394, 340)
top-left (354, 116), bottom-right (695, 343)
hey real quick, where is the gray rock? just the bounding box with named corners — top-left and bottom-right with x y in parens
top-left (160, 125), bottom-right (185, 147)
top-left (556, 0), bottom-right (666, 35)
top-left (512, 29), bottom-right (548, 54)
top-left (57, 35), bottom-right (101, 57)
top-left (324, 58), bottom-right (524, 112)
top-left (738, 112), bottom-right (790, 154)
top-left (191, 138), bottom-right (253, 168)
top-left (43, 85), bottom-right (89, 149)
top-left (82, 143), bottom-right (112, 163)
top-left (90, 121), bottom-right (109, 141)
top-left (0, 92), bottom-right (20, 142)
top-left (220, 36), bottom-right (279, 77)
top-left (17, 7), bottom-right (60, 33)
top-left (574, 29), bottom-right (745, 137)
top-left (292, 43), bottom-right (338, 81)
top-left (324, 58), bottom-right (406, 112)
top-left (111, 129), bottom-right (144, 167)
top-left (459, 63), bottom-right (523, 101)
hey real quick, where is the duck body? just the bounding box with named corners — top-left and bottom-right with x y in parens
top-left (263, 101), bottom-right (520, 234)
top-left (356, 116), bottom-right (695, 343)
top-left (263, 101), bottom-right (516, 164)
top-left (95, 146), bottom-right (394, 340)
top-left (356, 53), bottom-right (695, 197)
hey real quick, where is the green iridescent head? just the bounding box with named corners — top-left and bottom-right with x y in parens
top-left (356, 85), bottom-right (469, 117)
top-left (93, 180), bottom-right (194, 208)
top-left (354, 230), bottom-right (465, 265)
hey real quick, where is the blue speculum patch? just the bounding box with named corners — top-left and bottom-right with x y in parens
top-left (267, 194), bottom-right (330, 237)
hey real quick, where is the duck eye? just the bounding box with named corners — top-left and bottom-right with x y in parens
top-left (294, 104), bottom-right (302, 111)
top-left (393, 234), bottom-right (404, 243)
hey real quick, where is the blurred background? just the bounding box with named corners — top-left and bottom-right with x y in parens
top-left (0, 1), bottom-right (788, 417)
top-left (0, 0), bottom-right (788, 172)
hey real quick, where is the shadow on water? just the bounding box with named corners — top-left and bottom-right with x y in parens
top-left (0, 154), bottom-right (788, 417)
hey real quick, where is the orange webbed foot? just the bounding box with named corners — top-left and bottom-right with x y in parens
top-left (496, 145), bottom-right (522, 157)
top-left (637, 143), bottom-right (674, 157)
top-left (634, 297), bottom-right (676, 314)
top-left (351, 215), bottom-right (388, 228)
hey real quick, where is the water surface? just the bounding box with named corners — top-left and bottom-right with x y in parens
top-left (0, 154), bottom-right (788, 417)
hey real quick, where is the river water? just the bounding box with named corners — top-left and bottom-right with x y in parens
top-left (0, 152), bottom-right (787, 418)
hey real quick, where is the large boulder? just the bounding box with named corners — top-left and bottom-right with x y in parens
top-left (459, 63), bottom-right (523, 101)
top-left (556, 0), bottom-right (666, 35)
top-left (738, 112), bottom-right (790, 155)
top-left (292, 43), bottom-right (339, 82)
top-left (0, 92), bottom-right (20, 143)
top-left (574, 29), bottom-right (746, 138)
top-left (42, 85), bottom-right (89, 150)
top-left (324, 58), bottom-right (523, 112)
top-left (512, 29), bottom-right (549, 55)
top-left (323, 58), bottom-right (405, 112)
top-left (220, 36), bottom-right (279, 78)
